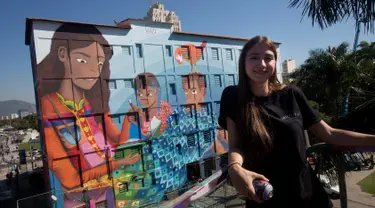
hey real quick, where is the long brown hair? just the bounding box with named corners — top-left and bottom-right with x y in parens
top-left (237, 36), bottom-right (283, 167)
top-left (37, 23), bottom-right (113, 122)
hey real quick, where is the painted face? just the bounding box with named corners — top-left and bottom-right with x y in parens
top-left (136, 86), bottom-right (159, 108)
top-left (58, 42), bottom-right (105, 90)
top-left (117, 201), bottom-right (126, 208)
top-left (183, 75), bottom-right (205, 105)
top-left (245, 43), bottom-right (276, 84)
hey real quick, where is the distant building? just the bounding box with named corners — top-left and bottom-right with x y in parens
top-left (10, 113), bottom-right (19, 119)
top-left (282, 59), bottom-right (297, 81)
top-left (144, 2), bottom-right (182, 32)
top-left (282, 59), bottom-right (296, 74)
top-left (18, 109), bottom-right (30, 118)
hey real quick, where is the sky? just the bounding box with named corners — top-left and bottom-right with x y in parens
top-left (0, 0), bottom-right (373, 104)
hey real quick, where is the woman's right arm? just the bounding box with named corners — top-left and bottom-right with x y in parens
top-left (218, 87), bottom-right (268, 203)
top-left (227, 117), bottom-right (244, 168)
top-left (226, 117), bottom-right (269, 203)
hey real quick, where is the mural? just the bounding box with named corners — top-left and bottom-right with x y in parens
top-left (33, 22), bottom-right (233, 208)
top-left (124, 72), bottom-right (172, 141)
top-left (174, 41), bottom-right (207, 70)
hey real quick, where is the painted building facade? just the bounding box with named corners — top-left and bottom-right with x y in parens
top-left (25, 17), bottom-right (283, 208)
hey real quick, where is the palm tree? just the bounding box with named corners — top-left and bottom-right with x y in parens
top-left (292, 41), bottom-right (375, 125)
top-left (338, 41), bottom-right (375, 133)
top-left (291, 42), bottom-right (375, 190)
top-left (288, 0), bottom-right (375, 33)
top-left (357, 41), bottom-right (375, 61)
top-left (291, 42), bottom-right (351, 119)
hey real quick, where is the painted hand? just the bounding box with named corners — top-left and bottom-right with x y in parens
top-left (116, 152), bottom-right (141, 167)
top-left (128, 105), bottom-right (147, 125)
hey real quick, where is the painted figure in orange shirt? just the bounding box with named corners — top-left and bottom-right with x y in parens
top-left (37, 23), bottom-right (140, 207)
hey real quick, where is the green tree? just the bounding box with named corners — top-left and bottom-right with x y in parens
top-left (291, 41), bottom-right (375, 180)
top-left (291, 41), bottom-right (375, 133)
top-left (337, 41), bottom-right (375, 133)
top-left (290, 42), bottom-right (351, 120)
top-left (23, 114), bottom-right (39, 130)
top-left (0, 113), bottom-right (39, 130)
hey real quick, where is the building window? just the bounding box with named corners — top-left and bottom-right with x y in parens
top-left (187, 134), bottom-right (196, 147)
top-left (215, 102), bottom-right (220, 114)
top-left (137, 75), bottom-right (146, 89)
top-left (114, 149), bottom-right (124, 160)
top-left (198, 75), bottom-right (207, 88)
top-left (183, 75), bottom-right (206, 90)
top-left (182, 75), bottom-right (190, 89)
top-left (225, 49), bottom-right (233, 60)
top-left (186, 163), bottom-right (201, 182)
top-left (181, 46), bottom-right (190, 59)
top-left (203, 158), bottom-right (216, 178)
top-left (102, 44), bottom-right (112, 58)
top-left (196, 47), bottom-right (204, 60)
top-left (118, 182), bottom-right (129, 193)
top-left (182, 105), bottom-right (193, 117)
top-left (211, 48), bottom-right (219, 60)
top-left (134, 177), bottom-right (145, 187)
top-left (169, 83), bottom-right (176, 95)
top-left (228, 74), bottom-right (235, 86)
top-left (124, 79), bottom-right (133, 88)
top-left (203, 131), bottom-right (211, 144)
top-left (165, 45), bottom-right (172, 57)
top-left (121, 46), bottom-right (131, 56)
top-left (136, 44), bottom-right (143, 58)
top-left (171, 113), bottom-right (179, 126)
top-left (214, 75), bottom-right (222, 87)
top-left (199, 103), bottom-right (210, 115)
top-left (127, 112), bottom-right (138, 123)
top-left (107, 80), bottom-right (117, 89)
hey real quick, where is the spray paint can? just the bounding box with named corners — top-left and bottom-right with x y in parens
top-left (253, 180), bottom-right (274, 201)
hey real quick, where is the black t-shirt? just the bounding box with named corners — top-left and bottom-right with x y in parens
top-left (218, 85), bottom-right (333, 208)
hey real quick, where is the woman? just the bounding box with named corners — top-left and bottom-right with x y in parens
top-left (218, 36), bottom-right (375, 207)
top-left (38, 23), bottom-right (140, 207)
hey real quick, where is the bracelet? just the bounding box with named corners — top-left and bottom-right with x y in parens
top-left (227, 162), bottom-right (242, 170)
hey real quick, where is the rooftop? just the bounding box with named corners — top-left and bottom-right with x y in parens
top-left (174, 31), bottom-right (281, 45)
top-left (25, 17), bottom-right (281, 45)
top-left (25, 17), bottom-right (132, 45)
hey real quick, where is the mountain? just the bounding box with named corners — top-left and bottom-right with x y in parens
top-left (0, 100), bottom-right (36, 116)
